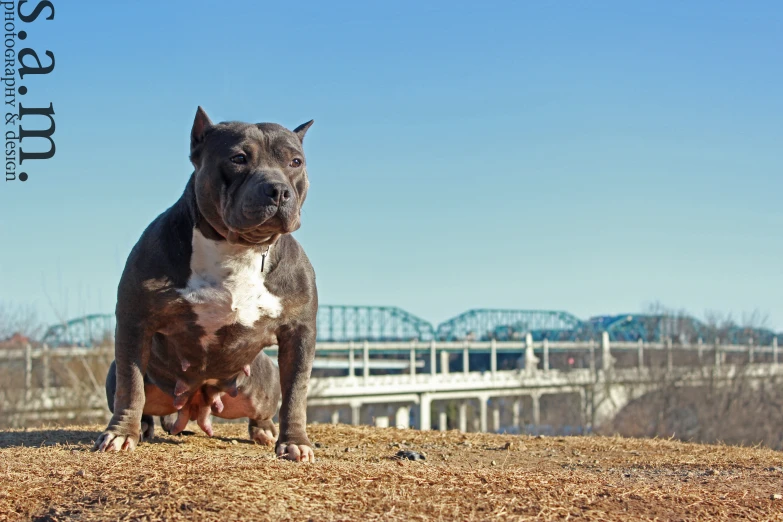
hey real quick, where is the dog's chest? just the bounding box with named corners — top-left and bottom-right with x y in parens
top-left (178, 229), bottom-right (282, 347)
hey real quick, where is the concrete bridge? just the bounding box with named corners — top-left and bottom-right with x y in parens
top-left (1, 334), bottom-right (780, 433)
top-left (294, 334), bottom-right (782, 432)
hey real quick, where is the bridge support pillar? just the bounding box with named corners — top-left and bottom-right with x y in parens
top-left (440, 350), bottom-right (450, 376)
top-left (458, 401), bottom-right (468, 432)
top-left (512, 399), bottom-right (521, 430)
top-left (479, 395), bottom-right (488, 433)
top-left (525, 333), bottom-right (539, 375)
top-left (348, 342), bottom-right (356, 379)
top-left (463, 342), bottom-right (469, 375)
top-left (362, 341), bottom-right (370, 384)
top-left (542, 339), bottom-right (549, 372)
top-left (42, 343), bottom-right (50, 392)
top-left (410, 342), bottom-right (417, 380)
top-left (714, 341), bottom-right (722, 368)
top-left (439, 406), bottom-right (448, 432)
top-left (602, 332), bottom-right (614, 372)
top-left (351, 403), bottom-right (361, 426)
top-left (395, 405), bottom-right (410, 429)
top-left (24, 344), bottom-right (32, 397)
top-left (419, 393), bottom-right (432, 431)
top-left (637, 339), bottom-right (645, 372)
top-left (492, 402), bottom-right (501, 433)
top-left (532, 393), bottom-right (541, 435)
top-left (490, 338), bottom-right (497, 378)
top-left (774, 337), bottom-right (779, 365)
top-left (331, 409), bottom-right (340, 425)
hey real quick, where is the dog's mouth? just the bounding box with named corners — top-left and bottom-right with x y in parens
top-left (225, 228), bottom-right (279, 246)
top-left (225, 213), bottom-right (290, 245)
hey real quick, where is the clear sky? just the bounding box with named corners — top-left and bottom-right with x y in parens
top-left (0, 1), bottom-right (781, 332)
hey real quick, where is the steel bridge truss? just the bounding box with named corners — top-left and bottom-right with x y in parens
top-left (41, 314), bottom-right (116, 347)
top-left (316, 305), bottom-right (434, 342)
top-left (594, 314), bottom-right (780, 345)
top-left (434, 309), bottom-right (586, 342)
top-left (40, 307), bottom-right (782, 347)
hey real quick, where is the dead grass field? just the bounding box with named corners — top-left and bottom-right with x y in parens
top-left (2, 423), bottom-right (783, 521)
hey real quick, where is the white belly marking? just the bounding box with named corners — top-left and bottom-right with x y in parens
top-left (178, 228), bottom-right (282, 348)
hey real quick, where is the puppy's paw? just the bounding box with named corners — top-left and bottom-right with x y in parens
top-left (249, 419), bottom-right (278, 447)
top-left (159, 413), bottom-right (178, 435)
top-left (276, 443), bottom-right (315, 463)
top-left (140, 416), bottom-right (155, 442)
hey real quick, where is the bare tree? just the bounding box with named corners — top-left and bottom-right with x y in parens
top-left (604, 307), bottom-right (783, 450)
top-left (0, 301), bottom-right (44, 341)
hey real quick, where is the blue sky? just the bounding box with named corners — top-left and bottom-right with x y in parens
top-left (0, 1), bottom-right (781, 331)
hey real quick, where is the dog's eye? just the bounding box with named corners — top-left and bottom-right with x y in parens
top-left (289, 158), bottom-right (302, 168)
top-left (230, 154), bottom-right (247, 165)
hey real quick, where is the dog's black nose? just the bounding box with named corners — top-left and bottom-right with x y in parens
top-left (263, 182), bottom-right (291, 205)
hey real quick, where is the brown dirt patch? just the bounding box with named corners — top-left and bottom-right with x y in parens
top-left (1, 423), bottom-right (783, 521)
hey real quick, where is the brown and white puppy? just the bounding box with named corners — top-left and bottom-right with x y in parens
top-left (96, 107), bottom-right (318, 462)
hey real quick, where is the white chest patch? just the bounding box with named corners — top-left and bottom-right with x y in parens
top-left (178, 228), bottom-right (283, 348)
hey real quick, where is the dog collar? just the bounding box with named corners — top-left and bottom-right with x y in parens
top-left (261, 245), bottom-right (271, 273)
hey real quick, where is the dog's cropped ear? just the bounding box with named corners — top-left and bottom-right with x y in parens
top-left (191, 106), bottom-right (214, 151)
top-left (293, 120), bottom-right (314, 143)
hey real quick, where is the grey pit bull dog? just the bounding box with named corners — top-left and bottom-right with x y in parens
top-left (94, 107), bottom-right (318, 462)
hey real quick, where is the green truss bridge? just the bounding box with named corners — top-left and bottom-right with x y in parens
top-left (40, 306), bottom-right (782, 348)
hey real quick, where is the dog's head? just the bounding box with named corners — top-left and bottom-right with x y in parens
top-left (189, 107), bottom-right (313, 247)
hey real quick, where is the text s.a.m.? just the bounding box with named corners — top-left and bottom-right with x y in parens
top-left (4, 0), bottom-right (55, 183)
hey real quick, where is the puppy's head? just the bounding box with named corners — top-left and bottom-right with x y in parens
top-left (189, 107), bottom-right (313, 246)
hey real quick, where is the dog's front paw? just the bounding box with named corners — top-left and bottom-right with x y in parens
top-left (276, 442), bottom-right (315, 462)
top-left (93, 430), bottom-right (139, 452)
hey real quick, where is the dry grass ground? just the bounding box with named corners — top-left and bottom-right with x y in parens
top-left (2, 423), bottom-right (783, 521)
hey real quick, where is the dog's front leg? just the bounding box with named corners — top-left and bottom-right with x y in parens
top-left (93, 321), bottom-right (149, 452)
top-left (275, 323), bottom-right (316, 462)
